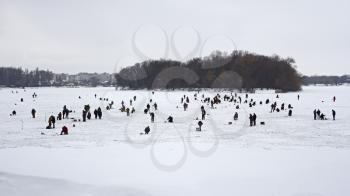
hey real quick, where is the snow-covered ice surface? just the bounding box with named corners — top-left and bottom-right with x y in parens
top-left (0, 86), bottom-right (350, 196)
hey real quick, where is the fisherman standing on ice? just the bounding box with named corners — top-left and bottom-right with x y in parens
top-left (249, 114), bottom-right (253, 126)
top-left (87, 111), bottom-right (91, 120)
top-left (94, 109), bottom-right (98, 119)
top-left (31, 108), bottom-right (36, 118)
top-left (197, 121), bottom-right (203, 131)
top-left (332, 110), bottom-right (336, 120)
top-left (201, 106), bottom-right (206, 120)
top-left (153, 102), bottom-right (158, 111)
top-left (57, 112), bottom-right (62, 120)
top-left (252, 113), bottom-right (257, 126)
top-left (126, 108), bottom-right (130, 116)
top-left (82, 110), bottom-right (87, 122)
top-left (234, 112), bottom-right (238, 121)
top-left (97, 107), bottom-right (102, 119)
top-left (313, 109), bottom-right (317, 120)
top-left (183, 103), bottom-right (188, 111)
top-left (150, 112), bottom-right (155, 123)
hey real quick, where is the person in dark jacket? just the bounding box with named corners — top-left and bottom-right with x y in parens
top-left (252, 113), bottom-right (257, 126)
top-left (94, 109), bottom-right (98, 119)
top-left (150, 112), bottom-right (155, 123)
top-left (249, 114), bottom-right (253, 126)
top-left (183, 103), bottom-right (188, 111)
top-left (234, 112), bottom-right (238, 121)
top-left (313, 109), bottom-right (317, 120)
top-left (197, 121), bottom-right (203, 131)
top-left (126, 108), bottom-right (130, 116)
top-left (201, 106), bottom-right (206, 120)
top-left (167, 116), bottom-right (173, 123)
top-left (57, 112), bottom-right (62, 120)
top-left (332, 110), bottom-right (336, 120)
top-left (82, 110), bottom-right (87, 122)
top-left (144, 126), bottom-right (150, 134)
top-left (31, 108), bottom-right (36, 118)
top-left (48, 115), bottom-right (56, 129)
top-left (97, 107), bottom-right (102, 119)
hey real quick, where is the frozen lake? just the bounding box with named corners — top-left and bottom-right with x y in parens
top-left (0, 86), bottom-right (350, 196)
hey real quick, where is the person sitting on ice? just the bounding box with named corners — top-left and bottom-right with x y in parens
top-left (144, 126), bottom-right (150, 134)
top-left (234, 112), bottom-right (238, 121)
top-left (60, 126), bottom-right (68, 135)
top-left (288, 109), bottom-right (292, 117)
top-left (281, 103), bottom-right (285, 110)
top-left (131, 107), bottom-right (135, 114)
top-left (320, 113), bottom-right (326, 120)
top-left (11, 110), bottom-right (16, 116)
top-left (167, 116), bottom-right (173, 123)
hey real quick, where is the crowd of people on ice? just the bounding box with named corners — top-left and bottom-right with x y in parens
top-left (9, 88), bottom-right (339, 136)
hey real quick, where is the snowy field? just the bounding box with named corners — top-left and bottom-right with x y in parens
top-left (0, 86), bottom-right (350, 196)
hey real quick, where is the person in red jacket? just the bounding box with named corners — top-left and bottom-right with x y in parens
top-left (60, 126), bottom-right (68, 135)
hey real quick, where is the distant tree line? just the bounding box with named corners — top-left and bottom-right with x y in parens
top-left (302, 75), bottom-right (350, 86)
top-left (0, 67), bottom-right (54, 87)
top-left (0, 67), bottom-right (116, 87)
top-left (115, 50), bottom-right (302, 92)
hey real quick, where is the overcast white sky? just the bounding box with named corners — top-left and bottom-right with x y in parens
top-left (0, 0), bottom-right (349, 75)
